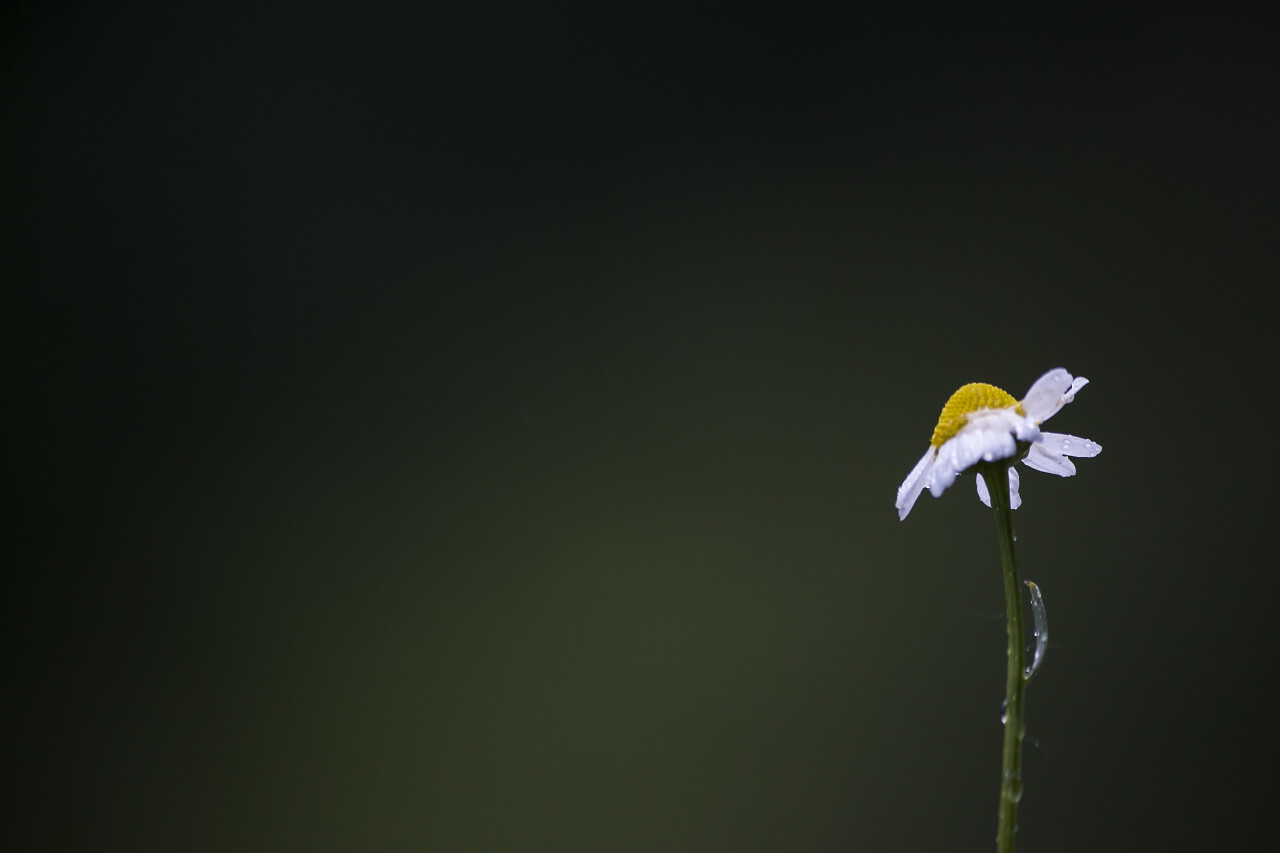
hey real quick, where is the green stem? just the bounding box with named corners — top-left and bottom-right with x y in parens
top-left (982, 462), bottom-right (1026, 853)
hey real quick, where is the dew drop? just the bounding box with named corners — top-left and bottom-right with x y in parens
top-left (1000, 699), bottom-right (1008, 725)
top-left (1003, 771), bottom-right (1024, 803)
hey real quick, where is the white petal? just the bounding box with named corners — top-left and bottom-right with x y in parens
top-left (1038, 431), bottom-right (1102, 458)
top-left (896, 447), bottom-right (936, 520)
top-left (1012, 416), bottom-right (1041, 444)
top-left (1024, 443), bottom-right (1077, 476)
top-left (932, 429), bottom-right (981, 495)
top-left (1021, 368), bottom-right (1086, 424)
top-left (928, 447), bottom-right (962, 497)
top-left (1063, 376), bottom-right (1089, 402)
top-left (929, 409), bottom-right (1036, 499)
top-left (978, 429), bottom-right (1017, 464)
top-left (976, 470), bottom-right (991, 507)
top-left (975, 467), bottom-right (1021, 509)
top-left (962, 409), bottom-right (1033, 460)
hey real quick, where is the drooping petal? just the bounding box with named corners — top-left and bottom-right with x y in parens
top-left (979, 429), bottom-right (1017, 464)
top-left (964, 409), bottom-right (1033, 460)
top-left (1012, 415), bottom-right (1041, 444)
top-left (986, 413), bottom-right (1032, 459)
top-left (929, 444), bottom-right (962, 497)
top-left (930, 408), bottom-right (1036, 499)
top-left (1038, 431), bottom-right (1102, 457)
top-left (1024, 442), bottom-right (1077, 476)
top-left (975, 467), bottom-right (1021, 509)
top-left (1021, 368), bottom-right (1087, 424)
top-left (931, 429), bottom-right (981, 496)
top-left (896, 447), bottom-right (936, 520)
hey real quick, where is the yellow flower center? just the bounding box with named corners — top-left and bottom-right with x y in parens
top-left (929, 382), bottom-right (1024, 448)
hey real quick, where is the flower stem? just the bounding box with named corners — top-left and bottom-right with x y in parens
top-left (981, 462), bottom-right (1026, 853)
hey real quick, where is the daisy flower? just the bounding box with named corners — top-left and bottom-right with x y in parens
top-left (895, 368), bottom-right (1101, 520)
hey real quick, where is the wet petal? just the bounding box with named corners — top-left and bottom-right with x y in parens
top-left (896, 447), bottom-right (936, 520)
top-left (1023, 369), bottom-right (1089, 424)
top-left (1038, 431), bottom-right (1102, 457)
top-left (976, 467), bottom-right (1021, 509)
top-left (1063, 376), bottom-right (1089, 403)
top-left (1013, 416), bottom-right (1041, 444)
top-left (932, 429), bottom-right (982, 495)
top-left (1024, 443), bottom-right (1077, 476)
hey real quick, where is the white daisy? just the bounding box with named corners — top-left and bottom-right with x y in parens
top-left (895, 368), bottom-right (1101, 520)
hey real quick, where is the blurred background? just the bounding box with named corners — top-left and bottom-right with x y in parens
top-left (6, 3), bottom-right (1276, 850)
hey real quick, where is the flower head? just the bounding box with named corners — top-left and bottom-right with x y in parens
top-left (895, 368), bottom-right (1101, 520)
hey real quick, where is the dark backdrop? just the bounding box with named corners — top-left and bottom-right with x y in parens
top-left (6, 3), bottom-right (1276, 851)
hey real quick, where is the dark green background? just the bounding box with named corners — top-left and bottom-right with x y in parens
top-left (7, 3), bottom-right (1275, 850)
